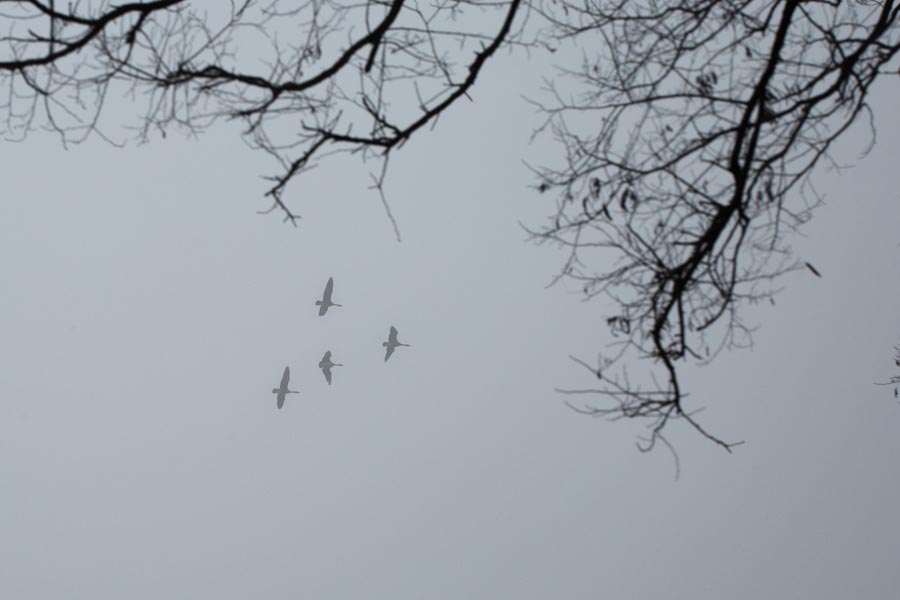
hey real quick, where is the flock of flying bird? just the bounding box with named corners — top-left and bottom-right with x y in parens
top-left (271, 277), bottom-right (410, 409)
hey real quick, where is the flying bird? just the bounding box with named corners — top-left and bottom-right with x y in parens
top-left (383, 325), bottom-right (410, 362)
top-left (272, 366), bottom-right (299, 409)
top-left (318, 351), bottom-right (343, 385)
top-left (316, 277), bottom-right (342, 316)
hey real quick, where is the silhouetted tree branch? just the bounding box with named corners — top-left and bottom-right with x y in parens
top-left (0, 0), bottom-right (536, 235)
top-left (527, 0), bottom-right (900, 449)
top-left (876, 341), bottom-right (900, 399)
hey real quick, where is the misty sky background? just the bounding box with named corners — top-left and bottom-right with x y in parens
top-left (1, 32), bottom-right (900, 599)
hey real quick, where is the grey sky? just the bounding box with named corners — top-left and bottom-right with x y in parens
top-left (1, 42), bottom-right (899, 600)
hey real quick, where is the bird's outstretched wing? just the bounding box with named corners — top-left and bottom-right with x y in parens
top-left (323, 366), bottom-right (332, 385)
top-left (323, 351), bottom-right (332, 362)
top-left (388, 326), bottom-right (399, 344)
top-left (384, 345), bottom-right (395, 362)
top-left (280, 366), bottom-right (291, 389)
top-left (318, 278), bottom-right (334, 315)
top-left (277, 392), bottom-right (286, 409)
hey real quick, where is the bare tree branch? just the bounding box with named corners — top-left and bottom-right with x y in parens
top-left (529, 0), bottom-right (900, 448)
top-left (0, 0), bottom-right (538, 228)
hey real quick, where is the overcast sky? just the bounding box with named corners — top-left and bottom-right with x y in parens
top-left (1, 35), bottom-right (900, 600)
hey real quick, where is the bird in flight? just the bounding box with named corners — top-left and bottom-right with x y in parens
top-left (316, 276), bottom-right (342, 316)
top-left (382, 325), bottom-right (410, 362)
top-left (272, 366), bottom-right (299, 409)
top-left (318, 351), bottom-right (343, 385)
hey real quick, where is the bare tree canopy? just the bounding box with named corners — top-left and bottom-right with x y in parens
top-left (2, 0), bottom-right (898, 449)
top-left (0, 0), bottom-right (536, 235)
top-left (528, 0), bottom-right (900, 450)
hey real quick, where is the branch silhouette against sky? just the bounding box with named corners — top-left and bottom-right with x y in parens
top-left (526, 0), bottom-right (900, 450)
top-left (1, 0), bottom-right (898, 449)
